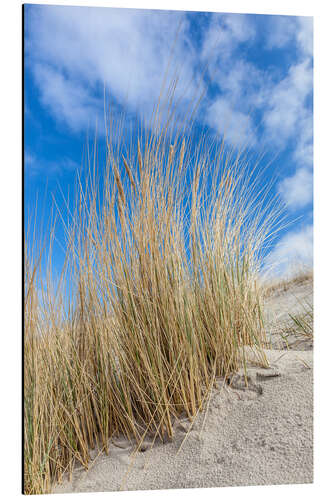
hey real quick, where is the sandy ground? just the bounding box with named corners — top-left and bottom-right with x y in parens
top-left (263, 279), bottom-right (313, 350)
top-left (53, 282), bottom-right (313, 494)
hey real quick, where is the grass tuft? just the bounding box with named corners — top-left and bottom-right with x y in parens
top-left (24, 98), bottom-right (282, 494)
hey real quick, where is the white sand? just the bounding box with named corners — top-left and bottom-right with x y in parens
top-left (53, 348), bottom-right (313, 494)
top-left (263, 279), bottom-right (313, 350)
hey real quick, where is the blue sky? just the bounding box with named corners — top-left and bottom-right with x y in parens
top-left (24, 4), bottom-right (313, 276)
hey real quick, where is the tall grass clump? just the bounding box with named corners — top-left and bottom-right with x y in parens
top-left (24, 92), bottom-right (282, 494)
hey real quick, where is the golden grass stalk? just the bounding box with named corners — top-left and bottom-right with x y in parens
top-left (24, 95), bottom-right (282, 494)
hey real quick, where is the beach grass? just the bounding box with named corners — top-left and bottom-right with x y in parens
top-left (24, 98), bottom-right (282, 494)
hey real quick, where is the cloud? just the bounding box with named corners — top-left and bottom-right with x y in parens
top-left (265, 16), bottom-right (313, 54)
top-left (261, 54), bottom-right (313, 213)
top-left (261, 18), bottom-right (313, 159)
top-left (33, 64), bottom-right (102, 133)
top-left (25, 5), bottom-right (197, 133)
top-left (25, 150), bottom-right (80, 177)
top-left (223, 13), bottom-right (256, 43)
top-left (199, 13), bottom-right (313, 155)
top-left (265, 224), bottom-right (313, 276)
top-left (201, 12), bottom-right (255, 64)
top-left (24, 151), bottom-right (36, 168)
top-left (198, 12), bottom-right (313, 157)
top-left (199, 28), bottom-right (263, 148)
top-left (293, 112), bottom-right (313, 168)
top-left (265, 15), bottom-right (312, 58)
top-left (265, 16), bottom-right (296, 49)
top-left (296, 17), bottom-right (313, 58)
top-left (206, 97), bottom-right (257, 148)
top-left (215, 59), bottom-right (266, 106)
top-left (200, 12), bottom-right (257, 91)
top-left (25, 6), bottom-right (313, 173)
top-left (262, 59), bottom-right (313, 146)
top-left (278, 167), bottom-right (313, 210)
top-left (26, 7), bottom-right (259, 146)
top-left (261, 57), bottom-right (313, 213)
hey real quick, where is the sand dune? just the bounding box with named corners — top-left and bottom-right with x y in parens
top-left (264, 278), bottom-right (313, 350)
top-left (53, 348), bottom-right (313, 494)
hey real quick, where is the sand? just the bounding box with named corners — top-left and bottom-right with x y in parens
top-left (53, 348), bottom-right (313, 494)
top-left (263, 279), bottom-right (313, 350)
top-left (53, 280), bottom-right (313, 494)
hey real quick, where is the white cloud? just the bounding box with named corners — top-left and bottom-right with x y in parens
top-left (26, 6), bottom-right (197, 132)
top-left (223, 13), bottom-right (256, 43)
top-left (33, 64), bottom-right (102, 133)
top-left (26, 7), bottom-right (313, 172)
top-left (262, 59), bottom-right (313, 146)
top-left (266, 57), bottom-right (313, 212)
top-left (200, 14), bottom-right (313, 157)
top-left (201, 58), bottom-right (262, 147)
top-left (293, 112), bottom-right (313, 167)
top-left (201, 13), bottom-right (255, 65)
top-left (215, 59), bottom-right (265, 104)
top-left (261, 19), bottom-right (313, 164)
top-left (265, 15), bottom-right (312, 57)
top-left (199, 55), bottom-right (265, 148)
top-left (265, 224), bottom-right (313, 276)
top-left (206, 97), bottom-right (257, 148)
top-left (199, 13), bottom-right (313, 156)
top-left (296, 17), bottom-right (313, 58)
top-left (265, 16), bottom-right (296, 49)
top-left (25, 150), bottom-right (80, 177)
top-left (278, 167), bottom-right (313, 210)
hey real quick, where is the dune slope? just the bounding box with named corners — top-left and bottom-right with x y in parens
top-left (53, 348), bottom-right (313, 493)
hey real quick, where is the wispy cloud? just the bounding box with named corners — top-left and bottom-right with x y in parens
top-left (25, 7), bottom-right (314, 276)
top-left (201, 12), bottom-right (255, 64)
top-left (265, 16), bottom-right (296, 49)
top-left (262, 59), bottom-right (313, 147)
top-left (214, 60), bottom-right (265, 104)
top-left (278, 167), bottom-right (313, 210)
top-left (199, 14), bottom-right (261, 146)
top-left (265, 224), bottom-right (313, 276)
top-left (262, 18), bottom-right (313, 214)
top-left (26, 7), bottom-right (313, 156)
top-left (265, 15), bottom-right (312, 57)
top-left (205, 97), bottom-right (257, 148)
top-left (25, 151), bottom-right (35, 166)
top-left (25, 150), bottom-right (80, 177)
top-left (199, 13), bottom-right (313, 161)
top-left (296, 17), bottom-right (313, 58)
top-left (25, 6), bottom-right (197, 133)
top-left (264, 56), bottom-right (313, 212)
top-left (33, 63), bottom-right (102, 133)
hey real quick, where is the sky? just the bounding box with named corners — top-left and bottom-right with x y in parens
top-left (24, 4), bottom-right (313, 277)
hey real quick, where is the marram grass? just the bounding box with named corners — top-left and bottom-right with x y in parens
top-left (24, 105), bottom-right (282, 494)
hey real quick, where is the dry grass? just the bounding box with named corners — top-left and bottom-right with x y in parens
top-left (288, 300), bottom-right (314, 340)
top-left (24, 98), bottom-right (282, 494)
top-left (279, 297), bottom-right (314, 349)
top-left (261, 268), bottom-right (313, 350)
